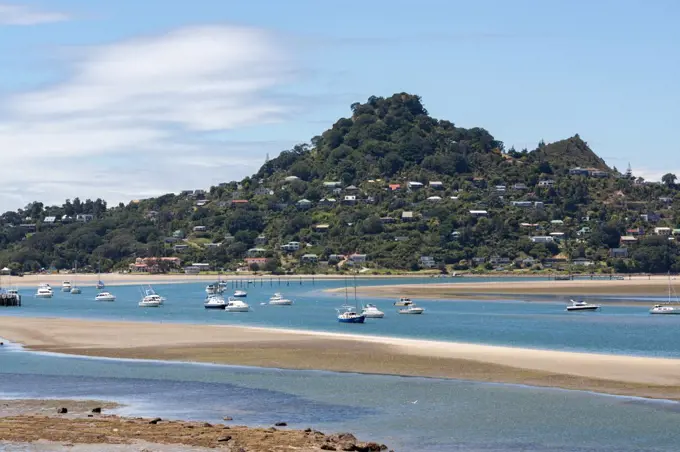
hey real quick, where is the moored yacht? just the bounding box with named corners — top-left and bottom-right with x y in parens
top-left (566, 299), bottom-right (600, 311)
top-left (649, 273), bottom-right (680, 314)
top-left (70, 286), bottom-right (82, 294)
top-left (139, 294), bottom-right (163, 307)
top-left (398, 304), bottom-right (424, 314)
top-left (224, 297), bottom-right (250, 312)
top-left (61, 281), bottom-right (72, 292)
top-left (394, 297), bottom-right (413, 306)
top-left (337, 305), bottom-right (366, 323)
top-left (204, 294), bottom-right (226, 309)
top-left (35, 285), bottom-right (53, 298)
top-left (95, 291), bottom-right (116, 302)
top-left (233, 290), bottom-right (247, 298)
top-left (361, 304), bottom-right (385, 318)
top-left (269, 292), bottom-right (293, 305)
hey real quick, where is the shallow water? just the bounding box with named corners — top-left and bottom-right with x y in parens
top-left (2, 345), bottom-right (680, 452)
top-left (2, 278), bottom-right (680, 357)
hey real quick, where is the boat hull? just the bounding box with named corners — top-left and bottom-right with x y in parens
top-left (566, 306), bottom-right (599, 311)
top-left (139, 302), bottom-right (161, 307)
top-left (399, 310), bottom-right (424, 314)
top-left (650, 309), bottom-right (680, 315)
top-left (35, 294), bottom-right (53, 299)
top-left (225, 307), bottom-right (250, 312)
top-left (233, 293), bottom-right (247, 298)
top-left (269, 300), bottom-right (293, 306)
top-left (338, 315), bottom-right (366, 323)
top-left (95, 297), bottom-right (115, 302)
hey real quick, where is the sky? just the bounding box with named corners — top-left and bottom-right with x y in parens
top-left (0, 0), bottom-right (678, 212)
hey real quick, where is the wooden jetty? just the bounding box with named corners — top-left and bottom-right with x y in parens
top-left (0, 293), bottom-right (21, 307)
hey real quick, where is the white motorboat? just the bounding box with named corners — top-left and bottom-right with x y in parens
top-left (70, 262), bottom-right (82, 294)
top-left (398, 304), bottom-right (424, 314)
top-left (143, 285), bottom-right (165, 304)
top-left (70, 286), bottom-right (82, 294)
top-left (566, 299), bottom-right (600, 311)
top-left (204, 294), bottom-right (226, 309)
top-left (225, 297), bottom-right (250, 312)
top-left (61, 281), bottom-right (72, 292)
top-left (361, 304), bottom-right (385, 318)
top-left (35, 286), bottom-right (53, 298)
top-left (269, 292), bottom-right (293, 305)
top-left (139, 294), bottom-right (163, 307)
top-left (205, 283), bottom-right (221, 295)
top-left (95, 291), bottom-right (116, 302)
top-left (233, 290), bottom-right (247, 298)
top-left (394, 297), bottom-right (413, 307)
top-left (649, 273), bottom-right (680, 314)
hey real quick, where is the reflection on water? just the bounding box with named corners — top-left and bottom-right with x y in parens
top-left (2, 346), bottom-right (680, 451)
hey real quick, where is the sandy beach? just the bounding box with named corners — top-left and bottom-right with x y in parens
top-left (339, 276), bottom-right (680, 299)
top-left (0, 399), bottom-right (387, 451)
top-left (2, 317), bottom-right (680, 401)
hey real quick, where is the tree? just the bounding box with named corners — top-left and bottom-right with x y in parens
top-left (661, 173), bottom-right (677, 186)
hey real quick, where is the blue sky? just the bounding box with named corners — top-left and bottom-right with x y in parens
top-left (0, 0), bottom-right (678, 211)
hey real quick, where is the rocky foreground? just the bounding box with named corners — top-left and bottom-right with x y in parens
top-left (0, 400), bottom-right (392, 452)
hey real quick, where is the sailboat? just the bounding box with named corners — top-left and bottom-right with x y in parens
top-left (70, 261), bottom-right (82, 294)
top-left (336, 275), bottom-right (366, 323)
top-left (650, 273), bottom-right (680, 314)
top-left (96, 260), bottom-right (105, 290)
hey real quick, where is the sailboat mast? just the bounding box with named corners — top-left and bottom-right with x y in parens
top-left (344, 276), bottom-right (348, 305)
top-left (354, 273), bottom-right (358, 310)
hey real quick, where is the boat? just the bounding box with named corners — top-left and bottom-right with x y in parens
top-left (62, 281), bottom-right (72, 292)
top-left (95, 291), bottom-right (116, 302)
top-left (233, 290), bottom-right (247, 298)
top-left (650, 274), bottom-right (680, 314)
top-left (394, 297), bottom-right (414, 307)
top-left (565, 299), bottom-right (600, 311)
top-left (70, 261), bottom-right (82, 294)
top-left (35, 285), bottom-right (53, 298)
top-left (361, 304), bottom-right (385, 318)
top-left (139, 294), bottom-right (163, 307)
top-left (205, 283), bottom-right (224, 295)
top-left (398, 304), bottom-right (425, 314)
top-left (144, 285), bottom-right (165, 304)
top-left (224, 297), bottom-right (250, 312)
top-left (96, 260), bottom-right (105, 289)
top-left (204, 294), bottom-right (226, 309)
top-left (336, 276), bottom-right (366, 323)
top-left (269, 292), bottom-right (293, 306)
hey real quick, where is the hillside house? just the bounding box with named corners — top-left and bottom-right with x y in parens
top-left (469, 210), bottom-right (488, 216)
top-left (231, 199), bottom-right (249, 207)
top-left (569, 167), bottom-right (590, 176)
top-left (512, 201), bottom-right (533, 208)
top-left (402, 211), bottom-right (414, 221)
top-left (343, 195), bottom-right (357, 205)
top-left (495, 185), bottom-right (507, 192)
top-left (513, 183), bottom-right (528, 190)
top-left (281, 241), bottom-right (301, 252)
top-left (318, 198), bottom-right (336, 207)
top-left (429, 181), bottom-right (444, 189)
top-left (301, 254), bottom-right (319, 264)
top-left (245, 257), bottom-right (268, 266)
top-left (348, 253), bottom-right (367, 264)
top-left (654, 227), bottom-right (672, 235)
top-left (489, 257), bottom-right (511, 265)
top-left (530, 236), bottom-right (555, 243)
top-left (610, 248), bottom-right (629, 258)
top-left (296, 199), bottom-right (313, 210)
top-left (407, 181), bottom-right (424, 190)
top-left (195, 199), bottom-right (209, 207)
top-left (193, 189), bottom-right (206, 198)
top-left (313, 224), bottom-right (330, 232)
top-left (75, 214), bottom-right (94, 223)
top-left (255, 235), bottom-right (267, 245)
top-left (620, 236), bottom-right (637, 244)
top-left (323, 181), bottom-right (341, 189)
top-left (627, 227), bottom-right (644, 235)
top-left (193, 225), bottom-right (207, 232)
top-left (538, 180), bottom-right (555, 187)
top-left (204, 243), bottom-right (221, 249)
top-left (328, 254), bottom-right (345, 263)
top-left (43, 216), bottom-right (57, 224)
top-left (284, 176), bottom-right (300, 182)
top-left (254, 187), bottom-right (274, 196)
top-left (345, 185), bottom-right (359, 192)
top-left (380, 217), bottom-right (395, 224)
top-left (420, 256), bottom-right (436, 268)
top-left (223, 234), bottom-right (235, 242)
top-left (590, 170), bottom-right (608, 178)
top-left (659, 197), bottom-right (673, 203)
top-left (427, 196), bottom-right (442, 202)
top-left (572, 258), bottom-right (594, 266)
top-left (388, 184), bottom-right (401, 191)
top-left (173, 244), bottom-right (190, 252)
top-left (246, 248), bottom-right (267, 257)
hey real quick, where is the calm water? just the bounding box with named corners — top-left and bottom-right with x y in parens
top-left (3, 278), bottom-right (679, 357)
top-left (2, 344), bottom-right (680, 452)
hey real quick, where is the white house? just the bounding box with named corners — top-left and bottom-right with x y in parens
top-left (469, 210), bottom-right (488, 216)
top-left (530, 236), bottom-right (555, 243)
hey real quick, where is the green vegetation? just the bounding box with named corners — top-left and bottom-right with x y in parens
top-left (1, 93), bottom-right (680, 275)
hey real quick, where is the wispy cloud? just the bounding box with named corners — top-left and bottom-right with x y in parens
top-left (0, 25), bottom-right (299, 211)
top-left (0, 3), bottom-right (70, 25)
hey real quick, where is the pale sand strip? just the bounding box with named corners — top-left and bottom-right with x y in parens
top-left (343, 277), bottom-right (680, 298)
top-left (2, 317), bottom-right (680, 400)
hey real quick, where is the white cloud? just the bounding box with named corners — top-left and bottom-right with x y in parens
top-left (0, 25), bottom-right (299, 212)
top-left (0, 3), bottom-right (70, 25)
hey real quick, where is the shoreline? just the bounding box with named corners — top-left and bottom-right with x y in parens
top-left (336, 277), bottom-right (680, 298)
top-left (0, 399), bottom-right (388, 451)
top-left (2, 317), bottom-right (680, 402)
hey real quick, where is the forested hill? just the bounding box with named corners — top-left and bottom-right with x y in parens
top-left (1, 93), bottom-right (679, 275)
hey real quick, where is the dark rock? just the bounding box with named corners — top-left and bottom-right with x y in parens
top-left (57, 408), bottom-right (68, 414)
top-left (91, 407), bottom-right (102, 413)
top-left (217, 435), bottom-right (232, 442)
top-left (339, 443), bottom-right (357, 452)
top-left (87, 414), bottom-right (93, 418)
top-left (267, 427), bottom-right (277, 432)
top-left (148, 418), bottom-right (162, 424)
top-left (202, 422), bottom-right (212, 428)
top-left (304, 428), bottom-right (312, 433)
top-left (380, 446), bottom-right (388, 451)
top-left (330, 433), bottom-right (357, 444)
top-left (320, 445), bottom-right (337, 451)
top-left (223, 416), bottom-right (233, 421)
top-left (222, 426), bottom-right (230, 430)
top-left (274, 422), bottom-right (287, 427)
top-left (355, 443), bottom-right (383, 452)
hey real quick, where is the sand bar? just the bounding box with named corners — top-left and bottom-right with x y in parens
top-left (340, 276), bottom-right (680, 299)
top-left (2, 317), bottom-right (680, 401)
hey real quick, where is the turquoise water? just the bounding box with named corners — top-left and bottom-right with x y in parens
top-left (3, 278), bottom-right (679, 357)
top-left (2, 344), bottom-right (680, 452)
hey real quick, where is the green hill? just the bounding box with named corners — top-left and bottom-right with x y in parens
top-left (1, 93), bottom-right (679, 275)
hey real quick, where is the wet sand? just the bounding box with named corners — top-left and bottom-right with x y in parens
top-left (340, 276), bottom-right (680, 299)
top-left (0, 399), bottom-right (385, 451)
top-left (2, 317), bottom-right (680, 401)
